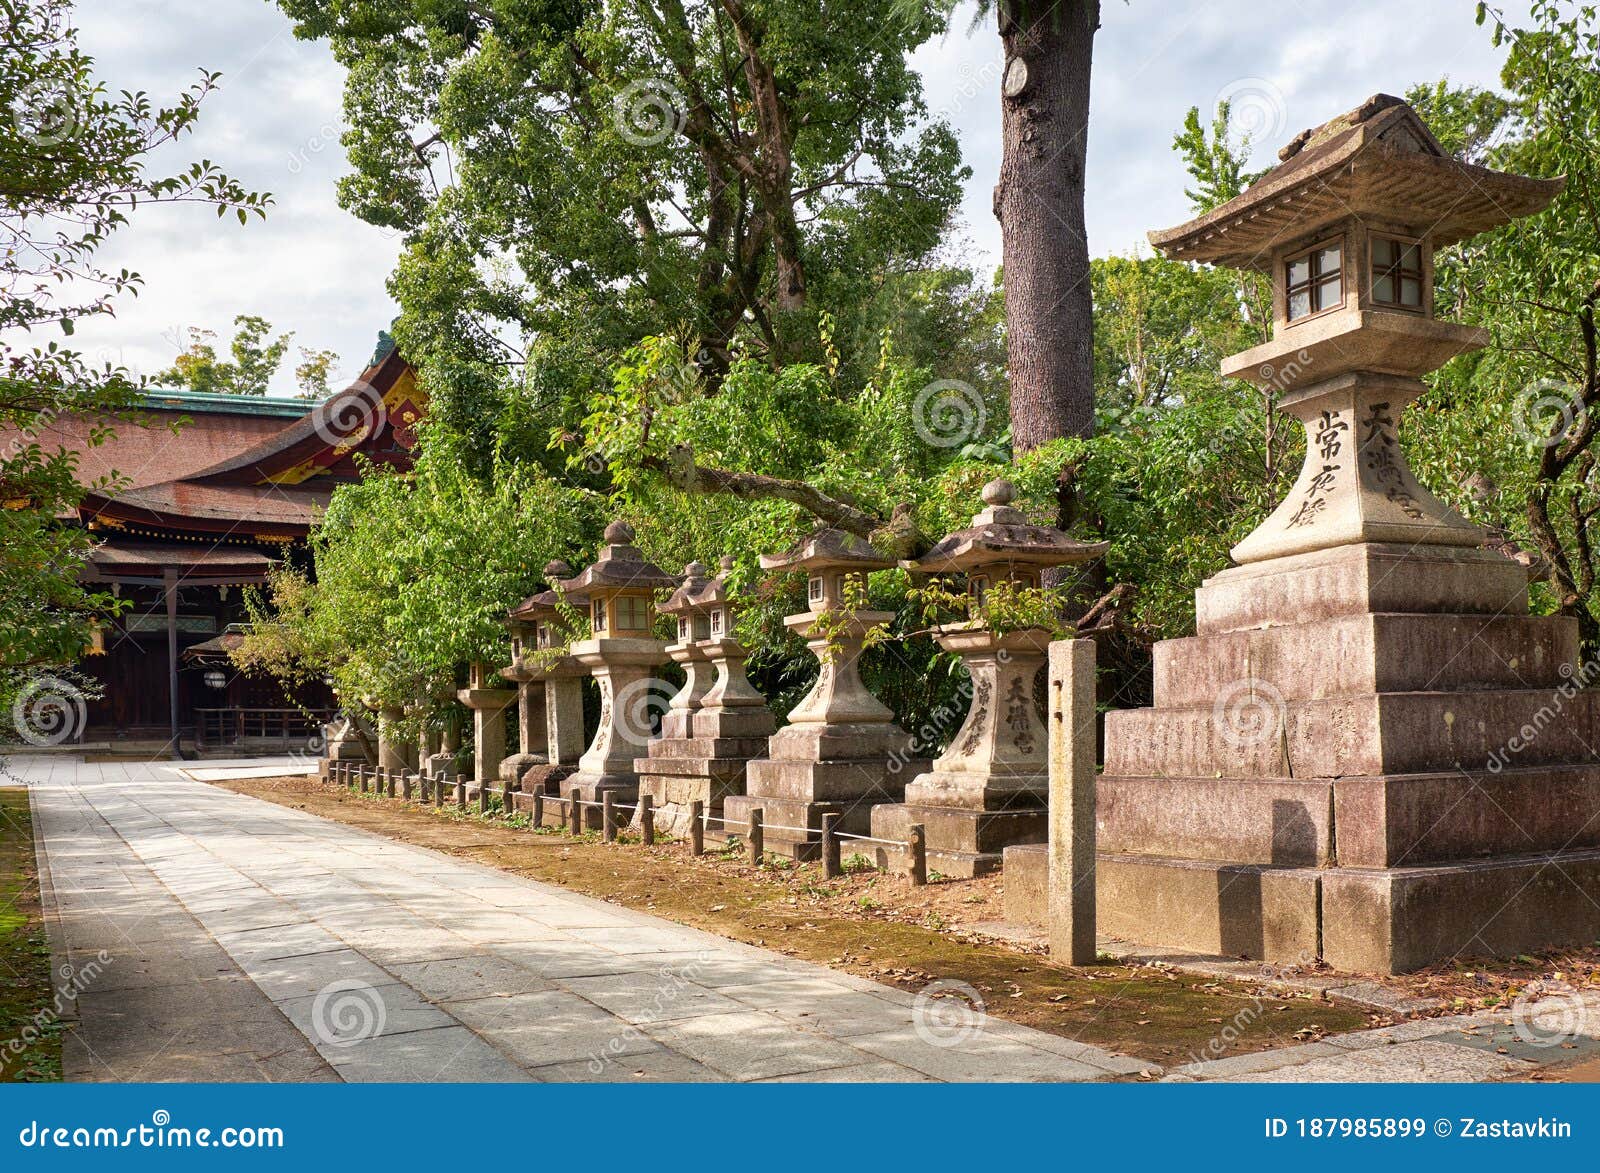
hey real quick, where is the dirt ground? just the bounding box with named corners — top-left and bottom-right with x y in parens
top-left (0, 788), bottom-right (59, 1082)
top-left (219, 774), bottom-right (1394, 1065)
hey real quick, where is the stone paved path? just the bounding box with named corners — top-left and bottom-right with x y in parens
top-left (12, 755), bottom-right (1147, 1083)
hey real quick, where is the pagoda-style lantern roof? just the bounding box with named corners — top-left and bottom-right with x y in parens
top-left (692, 556), bottom-right (744, 608)
top-left (905, 480), bottom-right (1108, 575)
top-left (1149, 94), bottom-right (1562, 272)
top-left (758, 527), bottom-right (896, 574)
top-left (508, 559), bottom-right (575, 622)
top-left (556, 523), bottom-right (679, 601)
top-left (658, 561), bottom-right (713, 616)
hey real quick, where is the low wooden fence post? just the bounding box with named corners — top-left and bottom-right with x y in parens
top-left (454, 774), bottom-right (467, 809)
top-left (532, 791), bottom-right (544, 827)
top-left (748, 808), bottom-right (763, 866)
top-left (689, 801), bottom-right (705, 856)
top-left (569, 788), bottom-right (582, 836)
top-left (602, 792), bottom-right (617, 843)
top-left (821, 813), bottom-right (841, 878)
top-left (908, 823), bottom-right (927, 886)
top-left (640, 794), bottom-right (654, 845)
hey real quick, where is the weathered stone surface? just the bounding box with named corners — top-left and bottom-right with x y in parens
top-left (868, 802), bottom-right (1045, 877)
top-left (1334, 765), bottom-right (1600, 867)
top-left (1002, 843), bottom-right (1048, 928)
top-left (1099, 775), bottom-right (1335, 866)
top-left (1155, 611), bottom-right (1576, 707)
top-left (1194, 542), bottom-right (1529, 635)
top-left (1104, 687), bottom-right (1600, 780)
top-left (1097, 854), bottom-right (1322, 962)
top-left (1322, 850), bottom-right (1600, 973)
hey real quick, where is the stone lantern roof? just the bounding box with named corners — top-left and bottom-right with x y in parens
top-left (758, 527), bottom-right (896, 574)
top-left (657, 561), bottom-right (713, 616)
top-left (1148, 94), bottom-right (1563, 271)
top-left (507, 559), bottom-right (574, 621)
top-left (905, 480), bottom-right (1108, 575)
top-left (691, 556), bottom-right (745, 608)
top-left (555, 522), bottom-right (679, 601)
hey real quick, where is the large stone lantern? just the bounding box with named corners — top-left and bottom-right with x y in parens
top-left (557, 522), bottom-right (679, 825)
top-left (870, 479), bottom-right (1106, 876)
top-left (636, 556), bottom-right (774, 833)
top-left (726, 529), bottom-right (925, 858)
top-left (1088, 94), bottom-right (1581, 973)
top-left (505, 560), bottom-right (589, 804)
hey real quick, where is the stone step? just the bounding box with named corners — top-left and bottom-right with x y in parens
top-left (1153, 612), bottom-right (1577, 707)
top-left (1100, 763), bottom-right (1600, 869)
top-left (720, 795), bottom-right (875, 859)
top-left (1104, 687), bottom-right (1600, 779)
top-left (743, 757), bottom-right (920, 804)
top-left (1194, 541), bottom-right (1530, 635)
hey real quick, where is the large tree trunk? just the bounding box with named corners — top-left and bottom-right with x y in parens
top-left (995, 0), bottom-right (1100, 452)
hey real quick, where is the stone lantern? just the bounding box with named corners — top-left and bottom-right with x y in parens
top-left (456, 661), bottom-right (515, 802)
top-left (556, 522), bottom-right (679, 826)
top-left (504, 560), bottom-right (589, 808)
top-left (726, 530), bottom-right (925, 858)
top-left (1082, 94), bottom-right (1579, 973)
top-left (497, 614), bottom-right (548, 788)
top-left (636, 556), bottom-right (775, 833)
top-left (870, 479), bottom-right (1106, 876)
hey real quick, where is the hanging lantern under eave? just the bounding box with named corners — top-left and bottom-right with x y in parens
top-left (84, 623), bottom-right (107, 656)
top-left (203, 669), bottom-right (227, 690)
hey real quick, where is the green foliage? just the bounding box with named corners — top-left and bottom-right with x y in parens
top-left (0, 0), bottom-right (267, 671)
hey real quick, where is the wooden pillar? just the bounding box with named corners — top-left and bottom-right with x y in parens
top-left (164, 567), bottom-right (180, 754)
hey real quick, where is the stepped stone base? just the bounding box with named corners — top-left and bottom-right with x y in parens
top-left (633, 734), bottom-right (768, 835)
top-left (1002, 845), bottom-right (1600, 974)
top-left (867, 800), bottom-right (1046, 878)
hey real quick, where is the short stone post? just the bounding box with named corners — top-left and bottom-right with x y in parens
top-left (908, 823), bottom-right (927, 886)
top-left (640, 794), bottom-right (655, 846)
top-left (748, 807), bottom-right (763, 866)
top-left (1048, 638), bottom-right (1097, 966)
top-left (386, 769), bottom-right (397, 799)
top-left (454, 773), bottom-right (468, 809)
top-left (569, 787), bottom-right (582, 836)
top-left (821, 813), bottom-right (841, 878)
top-left (602, 792), bottom-right (617, 843)
top-left (689, 800), bottom-right (705, 855)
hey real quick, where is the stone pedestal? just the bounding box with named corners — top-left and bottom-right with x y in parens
top-left (636, 635), bottom-right (774, 835)
top-left (565, 637), bottom-right (666, 829)
top-left (728, 610), bottom-right (923, 859)
top-left (497, 657), bottom-right (549, 787)
top-left (325, 715), bottom-right (372, 763)
top-left (457, 685), bottom-right (515, 794)
top-left (376, 706), bottom-right (414, 773)
top-left (870, 627), bottom-right (1052, 877)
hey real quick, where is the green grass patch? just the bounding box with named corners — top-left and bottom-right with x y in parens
top-left (0, 788), bottom-right (61, 1082)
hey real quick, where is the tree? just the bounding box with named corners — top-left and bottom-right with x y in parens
top-left (157, 314), bottom-right (339, 397)
top-left (990, 0), bottom-right (1100, 454)
top-left (0, 0), bottom-right (267, 682)
top-left (277, 0), bottom-right (965, 385)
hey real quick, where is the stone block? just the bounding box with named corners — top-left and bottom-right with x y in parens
top-left (1002, 843), bottom-right (1049, 928)
top-left (1104, 688), bottom-right (1600, 779)
top-left (1154, 612), bottom-right (1576, 707)
top-left (869, 801), bottom-right (1046, 877)
top-left (1322, 849), bottom-right (1600, 973)
top-left (1333, 764), bottom-right (1600, 867)
top-left (1194, 542), bottom-right (1529, 636)
top-left (1096, 853), bottom-right (1321, 962)
top-left (1098, 775), bottom-right (1335, 866)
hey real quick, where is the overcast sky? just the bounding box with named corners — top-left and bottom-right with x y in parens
top-left (69, 0), bottom-right (1509, 396)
